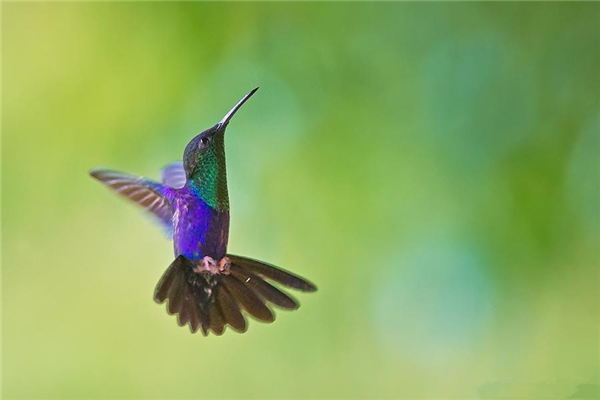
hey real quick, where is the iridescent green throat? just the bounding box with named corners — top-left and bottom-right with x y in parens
top-left (189, 135), bottom-right (230, 211)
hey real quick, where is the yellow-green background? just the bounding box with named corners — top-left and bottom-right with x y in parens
top-left (2, 2), bottom-right (599, 399)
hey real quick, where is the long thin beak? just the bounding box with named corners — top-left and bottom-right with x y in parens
top-left (218, 87), bottom-right (259, 128)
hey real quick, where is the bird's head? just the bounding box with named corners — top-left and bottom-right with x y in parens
top-left (183, 88), bottom-right (258, 210)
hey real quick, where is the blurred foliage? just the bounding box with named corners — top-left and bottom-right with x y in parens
top-left (2, 2), bottom-right (599, 399)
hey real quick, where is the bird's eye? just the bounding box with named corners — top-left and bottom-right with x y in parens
top-left (199, 136), bottom-right (211, 150)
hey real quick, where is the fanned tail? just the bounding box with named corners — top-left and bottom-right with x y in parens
top-left (154, 255), bottom-right (317, 335)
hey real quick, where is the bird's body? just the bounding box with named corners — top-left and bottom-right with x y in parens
top-left (171, 185), bottom-right (229, 260)
top-left (91, 88), bottom-right (316, 335)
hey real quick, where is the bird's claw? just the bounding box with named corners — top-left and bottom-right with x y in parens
top-left (193, 256), bottom-right (231, 275)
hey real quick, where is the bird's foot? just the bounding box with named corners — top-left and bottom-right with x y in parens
top-left (193, 256), bottom-right (231, 275)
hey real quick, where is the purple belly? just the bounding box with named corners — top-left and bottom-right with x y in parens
top-left (171, 188), bottom-right (229, 259)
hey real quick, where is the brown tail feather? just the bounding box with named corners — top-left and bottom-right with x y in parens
top-left (216, 285), bottom-right (247, 332)
top-left (222, 275), bottom-right (275, 322)
top-left (228, 254), bottom-right (318, 292)
top-left (154, 256), bottom-right (182, 303)
top-left (154, 255), bottom-right (316, 335)
top-left (229, 265), bottom-right (299, 310)
top-left (208, 301), bottom-right (226, 335)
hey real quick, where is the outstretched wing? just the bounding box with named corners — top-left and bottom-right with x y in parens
top-left (160, 161), bottom-right (186, 189)
top-left (90, 168), bottom-right (174, 230)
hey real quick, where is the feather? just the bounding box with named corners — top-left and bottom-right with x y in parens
top-left (208, 299), bottom-right (226, 335)
top-left (230, 265), bottom-right (298, 309)
top-left (217, 285), bottom-right (247, 333)
top-left (160, 161), bottom-right (187, 189)
top-left (177, 303), bottom-right (191, 327)
top-left (222, 275), bottom-right (275, 322)
top-left (154, 256), bottom-right (183, 303)
top-left (168, 274), bottom-right (185, 315)
top-left (90, 168), bottom-right (174, 234)
top-left (228, 255), bottom-right (317, 292)
top-left (188, 303), bottom-right (201, 334)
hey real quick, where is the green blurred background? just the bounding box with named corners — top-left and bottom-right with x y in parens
top-left (2, 2), bottom-right (599, 399)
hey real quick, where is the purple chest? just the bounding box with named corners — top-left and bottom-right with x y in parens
top-left (171, 188), bottom-right (229, 260)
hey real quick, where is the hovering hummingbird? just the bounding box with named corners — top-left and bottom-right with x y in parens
top-left (90, 88), bottom-right (316, 335)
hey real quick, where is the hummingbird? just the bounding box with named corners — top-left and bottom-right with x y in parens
top-left (90, 88), bottom-right (316, 335)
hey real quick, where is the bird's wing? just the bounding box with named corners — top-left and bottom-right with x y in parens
top-left (160, 161), bottom-right (186, 189)
top-left (90, 168), bottom-right (174, 233)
